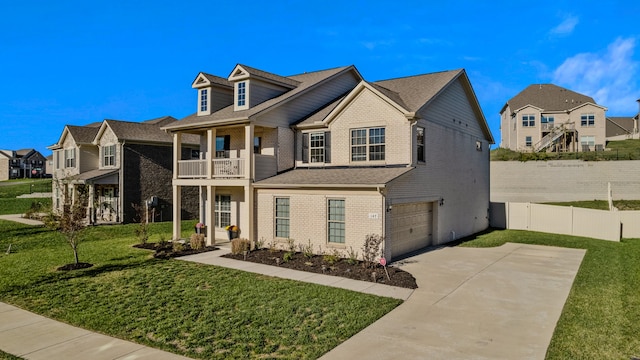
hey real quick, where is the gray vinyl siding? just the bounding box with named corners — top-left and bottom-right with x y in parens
top-left (418, 78), bottom-right (486, 140)
top-left (277, 127), bottom-right (295, 172)
top-left (386, 117), bottom-right (490, 246)
top-left (210, 87), bottom-right (234, 113)
top-left (250, 80), bottom-right (289, 108)
top-left (78, 145), bottom-right (99, 173)
top-left (257, 71), bottom-right (360, 128)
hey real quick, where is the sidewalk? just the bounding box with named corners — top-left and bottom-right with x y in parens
top-left (0, 302), bottom-right (192, 360)
top-left (0, 214), bottom-right (44, 226)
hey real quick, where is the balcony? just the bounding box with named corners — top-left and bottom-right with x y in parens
top-left (178, 158), bottom-right (246, 179)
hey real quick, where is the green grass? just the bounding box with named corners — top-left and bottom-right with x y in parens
top-left (0, 220), bottom-right (400, 359)
top-left (543, 200), bottom-right (640, 211)
top-left (491, 139), bottom-right (640, 161)
top-left (0, 350), bottom-right (23, 360)
top-left (0, 179), bottom-right (52, 215)
top-left (459, 229), bottom-right (640, 359)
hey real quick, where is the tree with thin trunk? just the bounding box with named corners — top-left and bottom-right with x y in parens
top-left (44, 182), bottom-right (90, 267)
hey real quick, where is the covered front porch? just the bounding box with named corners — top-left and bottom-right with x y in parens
top-left (71, 169), bottom-right (121, 225)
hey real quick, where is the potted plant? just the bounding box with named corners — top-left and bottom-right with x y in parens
top-left (195, 222), bottom-right (206, 236)
top-left (225, 225), bottom-right (239, 240)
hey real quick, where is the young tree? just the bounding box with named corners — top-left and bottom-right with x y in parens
top-left (44, 183), bottom-right (90, 266)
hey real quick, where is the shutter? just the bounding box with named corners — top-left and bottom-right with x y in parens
top-left (324, 131), bottom-right (331, 163)
top-left (302, 133), bottom-right (309, 163)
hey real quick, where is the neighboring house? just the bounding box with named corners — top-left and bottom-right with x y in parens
top-left (500, 84), bottom-right (607, 152)
top-left (606, 99), bottom-right (640, 141)
top-left (45, 154), bottom-right (54, 177)
top-left (0, 149), bottom-right (47, 180)
top-left (164, 64), bottom-right (494, 261)
top-left (49, 116), bottom-right (199, 224)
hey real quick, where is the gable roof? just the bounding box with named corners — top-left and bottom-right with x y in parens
top-left (67, 125), bottom-right (100, 144)
top-left (192, 72), bottom-right (233, 89)
top-left (142, 115), bottom-right (178, 126)
top-left (97, 119), bottom-right (198, 145)
top-left (503, 84), bottom-right (596, 114)
top-left (164, 66), bottom-right (360, 131)
top-left (254, 166), bottom-right (414, 188)
top-left (229, 64), bottom-right (301, 88)
top-left (606, 117), bottom-right (636, 137)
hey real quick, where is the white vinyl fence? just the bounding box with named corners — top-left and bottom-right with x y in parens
top-left (490, 202), bottom-right (640, 241)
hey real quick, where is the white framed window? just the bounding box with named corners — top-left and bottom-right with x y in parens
top-left (302, 132), bottom-right (331, 164)
top-left (214, 194), bottom-right (231, 228)
top-left (580, 136), bottom-right (595, 146)
top-left (200, 89), bottom-right (208, 112)
top-left (102, 145), bottom-right (116, 167)
top-left (327, 199), bottom-right (345, 244)
top-left (525, 136), bottom-right (532, 147)
top-left (417, 127), bottom-right (425, 162)
top-left (55, 150), bottom-right (61, 169)
top-left (581, 114), bottom-right (595, 127)
top-left (64, 148), bottom-right (76, 168)
top-left (351, 127), bottom-right (385, 162)
top-left (541, 115), bottom-right (554, 123)
top-left (522, 114), bottom-right (535, 127)
top-left (310, 132), bottom-right (325, 163)
top-left (274, 197), bottom-right (290, 238)
top-left (237, 82), bottom-right (246, 107)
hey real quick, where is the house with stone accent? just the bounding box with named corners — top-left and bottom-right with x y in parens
top-left (164, 64), bottom-right (493, 261)
top-left (500, 84), bottom-right (607, 152)
top-left (49, 116), bottom-right (199, 224)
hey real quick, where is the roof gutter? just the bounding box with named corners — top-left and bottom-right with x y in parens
top-left (252, 183), bottom-right (387, 189)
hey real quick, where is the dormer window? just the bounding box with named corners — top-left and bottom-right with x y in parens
top-left (237, 82), bottom-right (246, 107)
top-left (200, 89), bottom-right (208, 112)
top-left (102, 145), bottom-right (116, 167)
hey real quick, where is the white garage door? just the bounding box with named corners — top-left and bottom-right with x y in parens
top-left (390, 202), bottom-right (433, 258)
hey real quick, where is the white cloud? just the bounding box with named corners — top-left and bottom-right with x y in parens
top-left (549, 15), bottom-right (579, 36)
top-left (552, 37), bottom-right (639, 114)
top-left (361, 39), bottom-right (395, 50)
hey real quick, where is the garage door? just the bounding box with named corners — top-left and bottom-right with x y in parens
top-left (390, 202), bottom-right (433, 258)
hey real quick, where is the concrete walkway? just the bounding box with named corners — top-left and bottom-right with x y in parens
top-left (319, 243), bottom-right (586, 360)
top-left (0, 214), bottom-right (44, 226)
top-left (0, 303), bottom-right (191, 360)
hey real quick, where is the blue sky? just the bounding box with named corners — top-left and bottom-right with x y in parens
top-left (1, 0), bottom-right (639, 155)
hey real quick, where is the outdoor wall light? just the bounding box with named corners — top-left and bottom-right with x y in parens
top-left (386, 205), bottom-right (393, 212)
top-left (439, 198), bottom-right (445, 206)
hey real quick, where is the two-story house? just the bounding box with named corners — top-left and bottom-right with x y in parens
top-left (164, 64), bottom-right (494, 261)
top-left (500, 84), bottom-right (607, 152)
top-left (49, 117), bottom-right (199, 224)
top-left (0, 149), bottom-right (47, 180)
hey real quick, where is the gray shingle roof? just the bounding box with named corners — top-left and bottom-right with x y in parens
top-left (234, 64), bottom-right (301, 88)
top-left (201, 73), bottom-right (233, 88)
top-left (254, 166), bottom-right (413, 187)
top-left (73, 169), bottom-right (119, 182)
top-left (67, 125), bottom-right (100, 144)
top-left (606, 117), bottom-right (635, 137)
top-left (142, 116), bottom-right (178, 126)
top-left (104, 119), bottom-right (198, 145)
top-left (505, 84), bottom-right (596, 113)
top-left (165, 66), bottom-right (355, 130)
top-left (373, 70), bottom-right (463, 112)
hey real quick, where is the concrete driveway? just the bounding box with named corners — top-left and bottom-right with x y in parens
top-left (321, 242), bottom-right (586, 360)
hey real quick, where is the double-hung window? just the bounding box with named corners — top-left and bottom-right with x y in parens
top-left (417, 127), bottom-right (425, 162)
top-left (327, 199), bottom-right (345, 244)
top-left (237, 82), bottom-right (246, 107)
top-left (580, 136), bottom-right (595, 146)
top-left (525, 136), bottom-right (532, 147)
top-left (200, 89), bottom-right (208, 112)
top-left (275, 197), bottom-right (290, 238)
top-left (102, 145), bottom-right (115, 167)
top-left (64, 148), bottom-right (76, 168)
top-left (351, 127), bottom-right (385, 161)
top-left (302, 132), bottom-right (331, 164)
top-left (581, 114), bottom-right (595, 127)
top-left (214, 195), bottom-right (231, 228)
top-left (310, 132), bottom-right (325, 163)
top-left (522, 114), bottom-right (535, 127)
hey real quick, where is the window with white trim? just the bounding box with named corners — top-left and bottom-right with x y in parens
top-left (417, 127), bottom-right (425, 162)
top-left (64, 148), bottom-right (76, 168)
top-left (275, 197), bottom-right (290, 238)
top-left (327, 199), bottom-right (345, 244)
top-left (200, 89), bottom-right (208, 112)
top-left (214, 195), bottom-right (231, 228)
top-left (522, 114), bottom-right (535, 127)
top-left (525, 136), bottom-right (532, 147)
top-left (580, 136), bottom-right (595, 146)
top-left (310, 132), bottom-right (325, 163)
top-left (351, 127), bottom-right (385, 162)
top-left (302, 132), bottom-right (331, 164)
top-left (237, 82), bottom-right (246, 107)
top-left (541, 115), bottom-right (554, 124)
top-left (102, 145), bottom-right (116, 167)
top-left (581, 113), bottom-right (595, 127)
top-left (55, 150), bottom-right (61, 169)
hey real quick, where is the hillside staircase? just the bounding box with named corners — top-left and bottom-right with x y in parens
top-left (533, 123), bottom-right (575, 152)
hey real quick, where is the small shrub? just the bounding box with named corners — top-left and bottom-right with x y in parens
top-left (158, 233), bottom-right (167, 246)
top-left (24, 201), bottom-right (45, 219)
top-left (362, 234), bottom-right (383, 269)
top-left (172, 242), bottom-right (184, 252)
top-left (286, 238), bottom-right (296, 252)
top-left (132, 203), bottom-right (150, 245)
top-left (190, 233), bottom-right (205, 250)
top-left (254, 237), bottom-right (265, 250)
top-left (346, 246), bottom-right (359, 265)
top-left (267, 240), bottom-right (278, 253)
top-left (231, 238), bottom-right (251, 255)
top-left (323, 248), bottom-right (341, 265)
top-left (283, 252), bottom-right (293, 263)
top-left (299, 239), bottom-right (314, 259)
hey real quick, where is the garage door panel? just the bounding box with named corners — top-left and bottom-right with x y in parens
top-left (390, 202), bottom-right (433, 258)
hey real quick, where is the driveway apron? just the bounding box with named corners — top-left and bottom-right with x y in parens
top-left (320, 243), bottom-right (586, 360)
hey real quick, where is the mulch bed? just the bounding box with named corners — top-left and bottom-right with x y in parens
top-left (132, 242), bottom-right (218, 259)
top-left (223, 249), bottom-right (417, 289)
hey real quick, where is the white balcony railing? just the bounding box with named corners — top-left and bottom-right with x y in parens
top-left (178, 158), bottom-right (245, 179)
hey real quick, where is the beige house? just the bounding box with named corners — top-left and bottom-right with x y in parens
top-left (49, 117), bottom-right (199, 224)
top-left (500, 84), bottom-right (607, 152)
top-left (165, 64), bottom-right (493, 261)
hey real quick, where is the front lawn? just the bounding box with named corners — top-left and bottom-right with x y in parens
top-left (460, 230), bottom-right (640, 359)
top-left (0, 221), bottom-right (400, 359)
top-left (0, 179), bottom-right (52, 215)
top-left (544, 200), bottom-right (640, 211)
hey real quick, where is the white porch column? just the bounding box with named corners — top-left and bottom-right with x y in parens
top-left (207, 129), bottom-right (215, 178)
top-left (173, 185), bottom-right (181, 240)
top-left (173, 133), bottom-right (182, 179)
top-left (244, 185), bottom-right (254, 242)
top-left (88, 184), bottom-right (95, 224)
top-left (207, 185), bottom-right (215, 245)
top-left (244, 124), bottom-right (254, 179)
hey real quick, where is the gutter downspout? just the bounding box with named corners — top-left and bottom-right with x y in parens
top-left (377, 185), bottom-right (388, 260)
